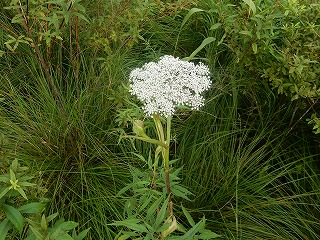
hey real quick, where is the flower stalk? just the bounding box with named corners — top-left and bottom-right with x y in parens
top-left (153, 114), bottom-right (173, 216)
top-left (127, 54), bottom-right (211, 231)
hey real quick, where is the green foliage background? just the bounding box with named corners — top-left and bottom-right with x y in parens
top-left (0, 0), bottom-right (319, 239)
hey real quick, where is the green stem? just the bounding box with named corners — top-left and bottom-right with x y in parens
top-left (152, 114), bottom-right (173, 216)
top-left (164, 115), bottom-right (172, 171)
top-left (164, 115), bottom-right (173, 216)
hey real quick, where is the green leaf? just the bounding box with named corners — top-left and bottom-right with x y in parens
top-left (40, 214), bottom-right (47, 231)
top-left (18, 202), bottom-right (45, 214)
top-left (210, 23), bottom-right (222, 30)
top-left (55, 233), bottom-right (74, 240)
top-left (0, 50), bottom-right (5, 57)
top-left (154, 196), bottom-right (169, 227)
top-left (146, 195), bottom-right (164, 220)
top-left (198, 229), bottom-right (221, 239)
top-left (73, 228), bottom-right (90, 240)
top-left (74, 2), bottom-right (86, 12)
top-left (47, 212), bottom-right (59, 223)
top-left (181, 205), bottom-right (195, 227)
top-left (252, 42), bottom-right (258, 54)
top-left (183, 37), bottom-right (215, 61)
top-left (180, 217), bottom-right (205, 240)
top-left (11, 14), bottom-right (24, 23)
top-left (11, 161), bottom-right (19, 174)
top-left (0, 218), bottom-right (13, 240)
top-left (2, 204), bottom-right (24, 233)
top-left (0, 175), bottom-right (10, 182)
top-left (0, 187), bottom-right (11, 199)
top-left (116, 231), bottom-right (139, 240)
top-left (242, 0), bottom-right (256, 15)
top-left (110, 218), bottom-right (148, 233)
top-left (181, 8), bottom-right (204, 29)
top-left (9, 169), bottom-right (16, 181)
top-left (171, 185), bottom-right (192, 200)
top-left (16, 187), bottom-right (28, 200)
top-left (117, 183), bottom-right (135, 196)
top-left (28, 225), bottom-right (44, 240)
top-left (19, 181), bottom-right (36, 187)
top-left (56, 221), bottom-right (78, 231)
top-left (73, 12), bottom-right (90, 23)
top-left (139, 194), bottom-right (154, 213)
top-left (239, 31), bottom-right (253, 38)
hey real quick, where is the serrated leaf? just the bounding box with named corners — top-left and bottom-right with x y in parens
top-left (2, 204), bottom-right (24, 233)
top-left (181, 8), bottom-right (204, 29)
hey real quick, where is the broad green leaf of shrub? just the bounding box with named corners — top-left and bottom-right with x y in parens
top-left (0, 218), bottom-right (13, 240)
top-left (2, 204), bottom-right (24, 233)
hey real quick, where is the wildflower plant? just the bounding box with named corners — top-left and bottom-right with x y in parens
top-left (129, 55), bottom-right (211, 118)
top-left (112, 56), bottom-right (220, 239)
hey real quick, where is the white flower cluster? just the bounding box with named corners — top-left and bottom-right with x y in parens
top-left (129, 55), bottom-right (211, 117)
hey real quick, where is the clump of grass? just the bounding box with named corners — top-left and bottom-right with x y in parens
top-left (174, 74), bottom-right (320, 239)
top-left (0, 48), bottom-right (135, 238)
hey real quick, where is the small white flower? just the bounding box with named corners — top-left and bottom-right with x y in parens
top-left (129, 55), bottom-right (211, 117)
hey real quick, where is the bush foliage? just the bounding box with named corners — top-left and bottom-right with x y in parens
top-left (0, 0), bottom-right (319, 239)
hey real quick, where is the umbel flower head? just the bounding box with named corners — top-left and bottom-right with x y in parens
top-left (129, 55), bottom-right (211, 117)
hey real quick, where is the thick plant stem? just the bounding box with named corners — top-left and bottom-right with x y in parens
top-left (153, 115), bottom-right (173, 216)
top-left (164, 115), bottom-right (173, 216)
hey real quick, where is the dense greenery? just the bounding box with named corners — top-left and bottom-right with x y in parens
top-left (0, 0), bottom-right (319, 239)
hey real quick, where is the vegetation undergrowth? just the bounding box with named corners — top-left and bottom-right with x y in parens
top-left (0, 0), bottom-right (319, 239)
